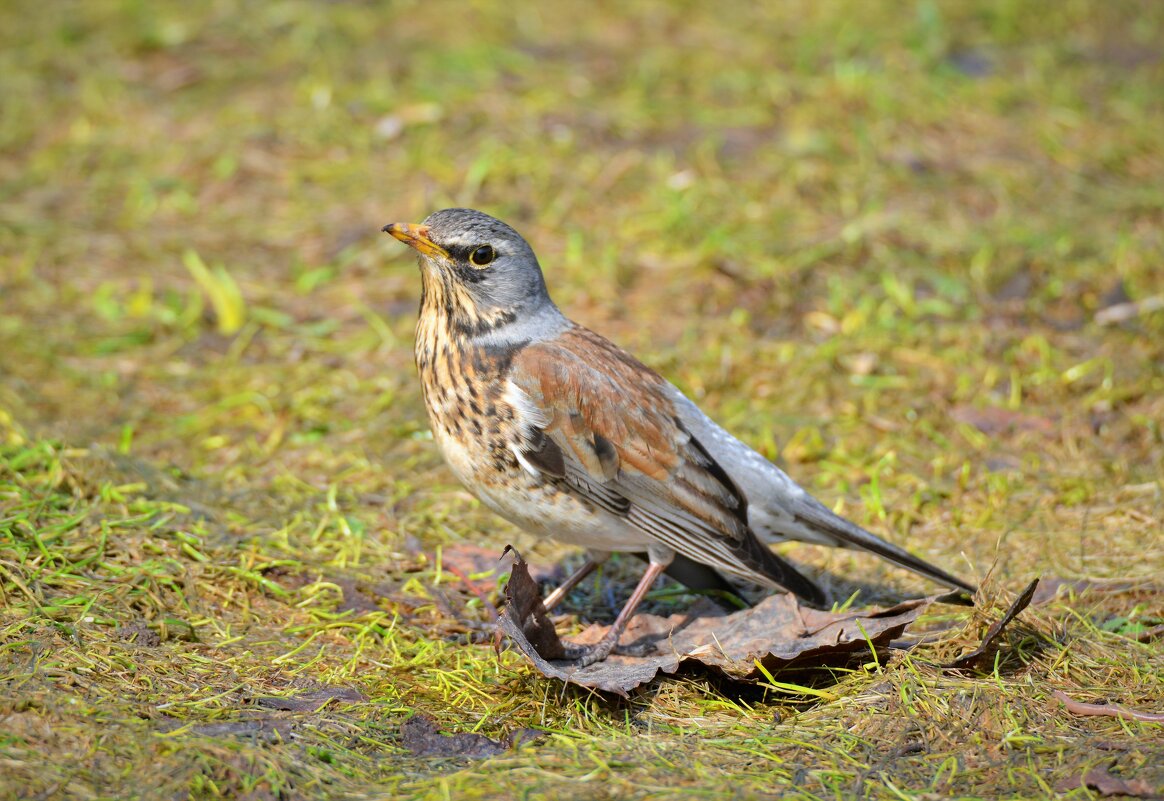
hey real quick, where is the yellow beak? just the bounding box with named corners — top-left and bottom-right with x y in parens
top-left (382, 222), bottom-right (449, 260)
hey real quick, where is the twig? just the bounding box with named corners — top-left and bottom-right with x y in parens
top-left (1095, 294), bottom-right (1164, 325)
top-left (1052, 690), bottom-right (1164, 723)
top-left (1135, 624), bottom-right (1164, 643)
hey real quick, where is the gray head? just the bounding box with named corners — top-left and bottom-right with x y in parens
top-left (382, 209), bottom-right (556, 327)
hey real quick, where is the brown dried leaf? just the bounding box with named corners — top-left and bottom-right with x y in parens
top-left (401, 715), bottom-right (543, 759)
top-left (334, 578), bottom-right (382, 614)
top-left (438, 543), bottom-right (556, 594)
top-left (501, 548), bottom-right (566, 660)
top-left (1056, 765), bottom-right (1158, 798)
top-left (499, 550), bottom-right (933, 695)
top-left (943, 578), bottom-right (1038, 674)
top-left (951, 405), bottom-right (1056, 436)
top-left (159, 718), bottom-right (294, 742)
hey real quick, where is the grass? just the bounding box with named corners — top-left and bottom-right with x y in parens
top-left (2, 0), bottom-right (1163, 798)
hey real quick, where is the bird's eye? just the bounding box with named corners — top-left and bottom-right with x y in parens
top-left (469, 245), bottom-right (495, 267)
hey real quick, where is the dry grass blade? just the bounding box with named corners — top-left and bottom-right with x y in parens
top-left (1055, 765), bottom-right (1159, 799)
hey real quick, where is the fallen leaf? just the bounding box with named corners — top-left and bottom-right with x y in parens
top-left (157, 718), bottom-right (294, 742)
top-left (994, 268), bottom-right (1034, 301)
top-left (500, 548), bottom-right (566, 660)
top-left (400, 715), bottom-right (542, 759)
top-left (437, 543), bottom-right (556, 595)
top-left (499, 550), bottom-right (935, 696)
top-left (117, 621), bottom-right (162, 647)
top-left (334, 578), bottom-right (382, 614)
top-left (951, 406), bottom-right (1055, 436)
top-left (943, 578), bottom-right (1038, 674)
top-left (1055, 765), bottom-right (1158, 798)
top-left (438, 543), bottom-right (513, 585)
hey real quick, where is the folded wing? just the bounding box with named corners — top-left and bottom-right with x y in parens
top-left (507, 326), bottom-right (826, 606)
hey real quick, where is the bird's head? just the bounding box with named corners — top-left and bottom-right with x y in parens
top-left (383, 208), bottom-right (554, 335)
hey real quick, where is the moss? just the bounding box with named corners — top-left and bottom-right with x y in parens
top-left (1, 0), bottom-right (1162, 797)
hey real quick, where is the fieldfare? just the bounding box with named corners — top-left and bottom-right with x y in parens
top-left (384, 208), bottom-right (975, 666)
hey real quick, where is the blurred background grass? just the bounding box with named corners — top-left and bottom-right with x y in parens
top-left (1, 1), bottom-right (1162, 799)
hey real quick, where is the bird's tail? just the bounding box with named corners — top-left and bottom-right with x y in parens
top-left (788, 495), bottom-right (977, 595)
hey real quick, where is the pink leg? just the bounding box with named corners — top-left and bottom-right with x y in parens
top-left (565, 560), bottom-right (667, 667)
top-left (542, 556), bottom-right (600, 614)
top-left (542, 553), bottom-right (607, 611)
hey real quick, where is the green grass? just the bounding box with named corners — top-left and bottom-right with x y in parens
top-left (2, 0), bottom-right (1163, 798)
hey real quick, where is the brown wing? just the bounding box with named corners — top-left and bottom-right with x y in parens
top-left (508, 326), bottom-right (824, 605)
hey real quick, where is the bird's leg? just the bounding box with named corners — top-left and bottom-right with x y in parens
top-left (542, 551), bottom-right (609, 612)
top-left (562, 559), bottom-right (668, 667)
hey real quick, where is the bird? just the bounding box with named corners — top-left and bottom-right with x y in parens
top-left (383, 208), bottom-right (975, 666)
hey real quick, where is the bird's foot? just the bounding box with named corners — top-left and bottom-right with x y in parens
top-left (611, 640), bottom-right (657, 658)
top-left (561, 635), bottom-right (657, 664)
top-left (560, 634), bottom-right (618, 667)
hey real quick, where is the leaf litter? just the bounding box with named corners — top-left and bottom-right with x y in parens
top-left (401, 715), bottom-right (544, 759)
top-left (498, 549), bottom-right (970, 696)
top-left (1055, 765), bottom-right (1159, 799)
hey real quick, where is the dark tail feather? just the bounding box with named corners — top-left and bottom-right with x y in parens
top-left (791, 496), bottom-right (977, 595)
top-left (741, 531), bottom-right (828, 607)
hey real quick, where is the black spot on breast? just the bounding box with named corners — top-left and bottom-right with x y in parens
top-left (452, 312), bottom-right (519, 339)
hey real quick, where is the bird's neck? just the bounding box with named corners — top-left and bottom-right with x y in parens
top-left (416, 269), bottom-right (564, 354)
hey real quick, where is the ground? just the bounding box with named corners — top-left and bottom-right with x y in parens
top-left (1, 1), bottom-right (1162, 799)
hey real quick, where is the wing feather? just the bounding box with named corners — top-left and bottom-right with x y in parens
top-left (507, 326), bottom-right (824, 604)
